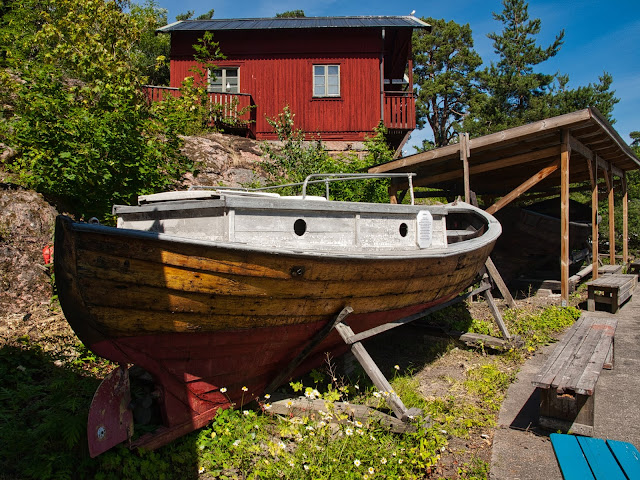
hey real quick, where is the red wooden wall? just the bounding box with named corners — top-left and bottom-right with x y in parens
top-left (168, 27), bottom-right (412, 141)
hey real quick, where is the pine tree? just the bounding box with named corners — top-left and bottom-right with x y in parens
top-left (412, 17), bottom-right (482, 149)
top-left (464, 0), bottom-right (564, 136)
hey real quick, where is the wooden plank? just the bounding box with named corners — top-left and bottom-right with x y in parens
top-left (460, 133), bottom-right (470, 203)
top-left (532, 315), bottom-right (597, 388)
top-left (550, 433), bottom-right (595, 480)
top-left (608, 168), bottom-right (616, 265)
top-left (572, 318), bottom-right (617, 395)
top-left (577, 436), bottom-right (627, 480)
top-left (591, 153), bottom-right (599, 280)
top-left (335, 322), bottom-right (417, 420)
top-left (483, 289), bottom-right (511, 340)
top-left (607, 439), bottom-right (640, 479)
top-left (485, 158), bottom-right (561, 215)
top-left (623, 174), bottom-right (628, 265)
top-left (561, 326), bottom-right (607, 393)
top-left (561, 129), bottom-right (571, 304)
top-left (485, 257), bottom-right (516, 308)
top-left (268, 395), bottom-right (419, 433)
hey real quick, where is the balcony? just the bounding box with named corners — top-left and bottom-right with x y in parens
top-left (383, 92), bottom-right (416, 131)
top-left (142, 86), bottom-right (256, 137)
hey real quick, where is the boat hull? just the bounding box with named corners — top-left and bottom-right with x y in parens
top-left (54, 209), bottom-right (497, 451)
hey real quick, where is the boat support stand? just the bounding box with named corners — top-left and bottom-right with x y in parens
top-left (266, 282), bottom-right (519, 429)
top-left (266, 306), bottom-right (423, 427)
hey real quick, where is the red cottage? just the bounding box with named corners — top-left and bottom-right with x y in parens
top-left (151, 16), bottom-right (430, 150)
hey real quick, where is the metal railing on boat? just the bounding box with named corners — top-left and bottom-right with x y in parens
top-left (189, 172), bottom-right (417, 204)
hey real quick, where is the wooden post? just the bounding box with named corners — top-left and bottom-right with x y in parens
top-left (388, 182), bottom-right (398, 205)
top-left (460, 133), bottom-right (470, 203)
top-left (607, 167), bottom-right (615, 265)
top-left (622, 173), bottom-right (628, 265)
top-left (560, 130), bottom-right (570, 305)
top-left (591, 157), bottom-right (599, 280)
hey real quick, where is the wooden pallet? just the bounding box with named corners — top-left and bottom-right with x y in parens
top-left (587, 274), bottom-right (637, 313)
top-left (532, 313), bottom-right (617, 435)
top-left (550, 433), bottom-right (640, 480)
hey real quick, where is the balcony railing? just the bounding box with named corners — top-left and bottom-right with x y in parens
top-left (383, 92), bottom-right (416, 131)
top-left (142, 86), bottom-right (256, 136)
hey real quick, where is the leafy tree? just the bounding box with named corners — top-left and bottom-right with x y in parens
top-left (412, 17), bottom-right (482, 148)
top-left (275, 10), bottom-right (305, 18)
top-left (129, 1), bottom-right (171, 86)
top-left (464, 0), bottom-right (564, 136)
top-left (0, 0), bottom-right (192, 219)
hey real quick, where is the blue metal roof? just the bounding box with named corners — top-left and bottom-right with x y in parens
top-left (158, 16), bottom-right (430, 33)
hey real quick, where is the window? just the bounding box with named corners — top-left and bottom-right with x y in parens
top-left (208, 68), bottom-right (239, 93)
top-left (313, 65), bottom-right (340, 97)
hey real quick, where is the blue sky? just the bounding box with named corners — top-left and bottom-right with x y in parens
top-left (156, 0), bottom-right (639, 150)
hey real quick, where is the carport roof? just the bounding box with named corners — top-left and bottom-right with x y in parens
top-left (369, 108), bottom-right (640, 195)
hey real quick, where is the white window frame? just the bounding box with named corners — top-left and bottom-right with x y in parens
top-left (313, 64), bottom-right (340, 98)
top-left (208, 67), bottom-right (240, 93)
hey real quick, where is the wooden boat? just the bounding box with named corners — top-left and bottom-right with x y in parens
top-left (54, 174), bottom-right (501, 456)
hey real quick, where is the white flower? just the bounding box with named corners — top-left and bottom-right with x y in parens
top-left (264, 393), bottom-right (271, 399)
top-left (198, 467), bottom-right (205, 474)
top-left (398, 459), bottom-right (404, 464)
top-left (354, 384), bottom-right (360, 390)
top-left (288, 460), bottom-right (295, 467)
top-left (264, 403), bottom-right (272, 410)
top-left (278, 441), bottom-right (286, 449)
top-left (368, 467), bottom-right (375, 474)
top-left (394, 364), bottom-right (400, 370)
top-left (306, 425), bottom-right (314, 431)
top-left (242, 386), bottom-right (248, 392)
top-left (243, 410), bottom-right (250, 416)
top-left (357, 429), bottom-right (364, 436)
top-left (354, 459), bottom-right (361, 467)
top-left (354, 420), bottom-right (363, 428)
top-left (286, 400), bottom-right (293, 407)
top-left (345, 428), bottom-right (353, 436)
top-left (318, 421), bottom-right (326, 427)
top-left (233, 439), bottom-right (241, 446)
top-left (440, 429), bottom-right (447, 434)
top-left (372, 391), bottom-right (381, 398)
top-left (304, 464), bottom-right (309, 471)
top-left (220, 387), bottom-right (227, 393)
top-left (380, 457), bottom-right (387, 465)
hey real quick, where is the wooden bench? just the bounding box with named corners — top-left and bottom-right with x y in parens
top-left (551, 434), bottom-right (640, 480)
top-left (532, 313), bottom-right (617, 436)
top-left (586, 274), bottom-right (637, 313)
top-left (597, 264), bottom-right (623, 275)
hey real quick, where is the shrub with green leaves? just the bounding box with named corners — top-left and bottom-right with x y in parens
top-left (0, 0), bottom-right (193, 220)
top-left (261, 106), bottom-right (393, 203)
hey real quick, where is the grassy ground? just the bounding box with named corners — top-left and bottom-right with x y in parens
top-left (0, 292), bottom-right (584, 480)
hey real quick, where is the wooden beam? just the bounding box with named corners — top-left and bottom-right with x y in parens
top-left (569, 134), bottom-right (594, 161)
top-left (561, 129), bottom-right (571, 304)
top-left (460, 133), bottom-right (470, 203)
top-left (591, 156), bottom-right (599, 280)
top-left (622, 173), bottom-right (628, 265)
top-left (409, 145), bottom-right (561, 189)
top-left (388, 183), bottom-right (398, 205)
top-left (485, 158), bottom-right (561, 215)
top-left (607, 167), bottom-right (615, 265)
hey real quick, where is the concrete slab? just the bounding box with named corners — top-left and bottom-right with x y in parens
top-left (490, 285), bottom-right (640, 479)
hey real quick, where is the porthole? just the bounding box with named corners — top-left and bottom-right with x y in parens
top-left (294, 219), bottom-right (307, 236)
top-left (399, 222), bottom-right (408, 237)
